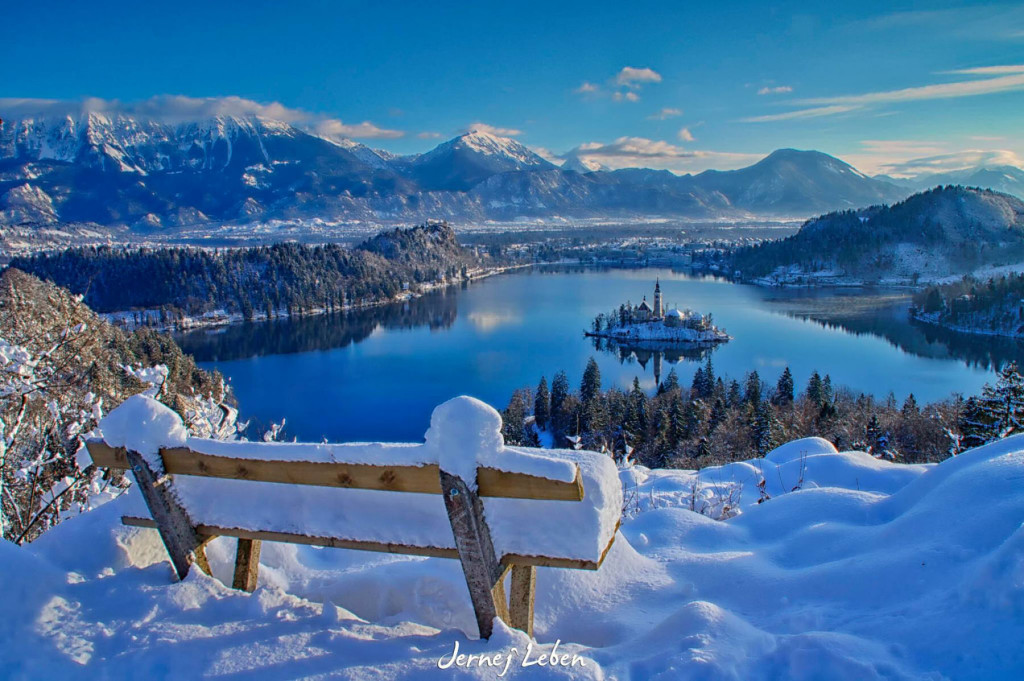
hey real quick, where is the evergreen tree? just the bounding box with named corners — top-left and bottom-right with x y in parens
top-left (751, 399), bottom-right (779, 457)
top-left (658, 367), bottom-right (680, 396)
top-left (744, 370), bottom-right (762, 407)
top-left (501, 388), bottom-right (531, 446)
top-left (534, 376), bottom-right (550, 431)
top-left (807, 371), bottom-right (824, 405)
top-left (902, 393), bottom-right (919, 417)
top-left (691, 366), bottom-right (708, 398)
top-left (550, 370), bottom-right (571, 438)
top-left (727, 379), bottom-right (743, 407)
top-left (976, 362), bottom-right (1024, 440)
top-left (773, 367), bottom-right (794, 406)
top-left (581, 358), bottom-right (602, 406)
top-left (959, 396), bottom-right (989, 449)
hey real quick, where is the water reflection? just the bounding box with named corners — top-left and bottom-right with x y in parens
top-left (177, 289), bottom-right (458, 362)
top-left (590, 336), bottom-right (718, 386)
top-left (758, 289), bottom-right (1024, 372)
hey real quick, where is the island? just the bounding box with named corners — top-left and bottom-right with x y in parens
top-left (585, 279), bottom-right (731, 344)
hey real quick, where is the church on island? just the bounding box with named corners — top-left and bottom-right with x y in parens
top-left (586, 279), bottom-right (731, 344)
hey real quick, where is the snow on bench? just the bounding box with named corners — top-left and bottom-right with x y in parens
top-left (87, 394), bottom-right (622, 639)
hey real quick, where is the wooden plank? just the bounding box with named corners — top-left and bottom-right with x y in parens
top-left (194, 535), bottom-right (216, 577)
top-left (120, 515), bottom-right (616, 570)
top-left (477, 466), bottom-right (584, 502)
top-left (508, 564), bottom-right (536, 637)
top-left (440, 470), bottom-right (507, 640)
top-left (122, 448), bottom-right (203, 581)
top-left (121, 516), bottom-right (460, 559)
top-left (232, 538), bottom-right (261, 592)
top-left (87, 439), bottom-right (584, 501)
top-left (491, 564), bottom-right (511, 625)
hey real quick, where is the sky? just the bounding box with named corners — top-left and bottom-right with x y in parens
top-left (2, 0), bottom-right (1023, 176)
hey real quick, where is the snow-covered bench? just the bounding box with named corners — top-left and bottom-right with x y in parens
top-left (86, 395), bottom-right (621, 639)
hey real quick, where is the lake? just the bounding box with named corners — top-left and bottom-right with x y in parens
top-left (175, 267), bottom-right (1018, 443)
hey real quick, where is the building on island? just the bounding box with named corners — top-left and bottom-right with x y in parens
top-left (607, 279), bottom-right (714, 332)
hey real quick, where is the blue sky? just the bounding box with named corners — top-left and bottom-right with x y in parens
top-left (2, 0), bottom-right (1023, 175)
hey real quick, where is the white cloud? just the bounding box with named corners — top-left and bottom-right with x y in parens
top-left (613, 91), bottom-right (640, 103)
top-left (616, 67), bottom-right (662, 88)
top-left (417, 131), bottom-right (443, 139)
top-left (560, 136), bottom-right (761, 173)
top-left (757, 85), bottom-right (794, 95)
top-left (945, 64), bottom-right (1024, 75)
top-left (574, 81), bottom-right (600, 95)
top-left (875, 149), bottom-right (1024, 177)
top-left (0, 95), bottom-right (405, 139)
top-left (742, 105), bottom-right (858, 122)
top-left (648, 107), bottom-right (682, 120)
top-left (312, 119), bottom-right (404, 140)
top-left (746, 65), bottom-right (1024, 122)
top-left (677, 127), bottom-right (695, 142)
top-left (465, 122), bottom-right (523, 137)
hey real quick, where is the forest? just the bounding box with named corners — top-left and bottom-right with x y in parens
top-left (913, 272), bottom-right (1024, 338)
top-left (501, 355), bottom-right (1024, 468)
top-left (8, 222), bottom-right (482, 321)
top-left (730, 186), bottom-right (1024, 279)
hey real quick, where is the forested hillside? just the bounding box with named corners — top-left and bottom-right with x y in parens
top-left (913, 273), bottom-right (1024, 338)
top-left (0, 268), bottom-right (237, 543)
top-left (8, 222), bottom-right (481, 320)
top-left (730, 186), bottom-right (1024, 283)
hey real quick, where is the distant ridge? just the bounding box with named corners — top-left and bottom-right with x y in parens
top-left (1, 110), bottom-right (915, 228)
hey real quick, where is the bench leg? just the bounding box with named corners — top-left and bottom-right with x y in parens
top-left (508, 564), bottom-right (536, 637)
top-left (123, 448), bottom-right (203, 581)
top-left (195, 536), bottom-right (217, 577)
top-left (440, 471), bottom-right (508, 639)
top-left (232, 538), bottom-right (262, 592)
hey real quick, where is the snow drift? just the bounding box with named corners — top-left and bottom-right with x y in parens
top-left (4, 432), bottom-right (1024, 679)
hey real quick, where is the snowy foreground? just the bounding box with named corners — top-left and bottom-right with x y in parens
top-left (4, 434), bottom-right (1024, 679)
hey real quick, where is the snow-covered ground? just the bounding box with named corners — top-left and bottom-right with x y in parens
top-left (4, 434), bottom-right (1024, 679)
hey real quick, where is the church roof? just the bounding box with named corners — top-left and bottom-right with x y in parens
top-left (666, 308), bottom-right (685, 318)
top-left (637, 299), bottom-right (652, 311)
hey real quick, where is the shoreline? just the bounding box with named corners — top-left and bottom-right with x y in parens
top-left (102, 263), bottom-right (532, 334)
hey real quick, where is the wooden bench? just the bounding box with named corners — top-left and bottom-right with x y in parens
top-left (86, 399), bottom-right (618, 639)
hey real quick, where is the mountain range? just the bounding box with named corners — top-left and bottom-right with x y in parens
top-left (0, 111), bottom-right (1019, 230)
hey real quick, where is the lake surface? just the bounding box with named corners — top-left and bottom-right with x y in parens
top-left (176, 267), bottom-right (1019, 443)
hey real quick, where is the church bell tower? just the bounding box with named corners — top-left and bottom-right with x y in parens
top-left (654, 279), bottom-right (663, 318)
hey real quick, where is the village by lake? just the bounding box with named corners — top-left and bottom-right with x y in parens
top-left (175, 266), bottom-right (1014, 443)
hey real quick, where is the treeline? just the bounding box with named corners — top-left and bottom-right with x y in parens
top-left (499, 355), bottom-right (1024, 467)
top-left (913, 273), bottom-right (1024, 337)
top-left (8, 222), bottom-right (481, 320)
top-left (730, 186), bottom-right (1020, 279)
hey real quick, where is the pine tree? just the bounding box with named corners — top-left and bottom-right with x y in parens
top-left (773, 367), bottom-right (794, 406)
top-left (744, 370), bottom-right (762, 407)
top-left (807, 371), bottom-right (824, 405)
top-left (658, 367), bottom-right (680, 395)
top-left (727, 379), bottom-right (743, 407)
top-left (501, 388), bottom-right (531, 446)
top-left (580, 358), bottom-right (607, 438)
top-left (751, 399), bottom-right (779, 457)
top-left (691, 366), bottom-right (708, 398)
top-left (959, 396), bottom-right (989, 449)
top-left (625, 377), bottom-right (648, 441)
top-left (534, 376), bottom-right (550, 431)
top-left (550, 370), bottom-right (571, 438)
top-left (581, 358), bottom-right (602, 406)
top-left (976, 362), bottom-right (1024, 440)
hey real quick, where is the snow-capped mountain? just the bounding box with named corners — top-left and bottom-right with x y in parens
top-left (881, 165), bottom-right (1024, 201)
top-left (0, 111), bottom-right (914, 228)
top-left (403, 130), bottom-right (556, 191)
top-left (561, 155), bottom-right (609, 173)
top-left (694, 149), bottom-right (905, 214)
